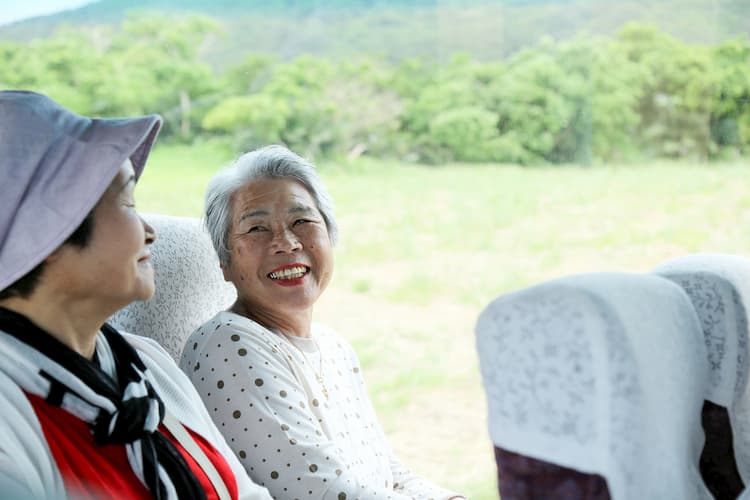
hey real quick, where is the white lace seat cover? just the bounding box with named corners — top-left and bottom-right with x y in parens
top-left (109, 214), bottom-right (236, 361)
top-left (476, 272), bottom-right (711, 500)
top-left (653, 254), bottom-right (750, 486)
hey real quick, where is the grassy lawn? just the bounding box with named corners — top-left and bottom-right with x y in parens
top-left (138, 143), bottom-right (750, 499)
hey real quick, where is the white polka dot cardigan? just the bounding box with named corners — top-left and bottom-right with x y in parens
top-left (180, 311), bottom-right (460, 500)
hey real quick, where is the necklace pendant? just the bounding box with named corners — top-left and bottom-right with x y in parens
top-left (281, 332), bottom-right (329, 400)
top-left (316, 373), bottom-right (329, 400)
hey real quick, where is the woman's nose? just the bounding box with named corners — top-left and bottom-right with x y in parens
top-left (141, 216), bottom-right (156, 245)
top-left (271, 229), bottom-right (301, 254)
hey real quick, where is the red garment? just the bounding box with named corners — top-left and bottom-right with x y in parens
top-left (26, 392), bottom-right (238, 500)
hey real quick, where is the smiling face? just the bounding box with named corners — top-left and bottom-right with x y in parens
top-left (52, 159), bottom-right (156, 310)
top-left (223, 176), bottom-right (334, 333)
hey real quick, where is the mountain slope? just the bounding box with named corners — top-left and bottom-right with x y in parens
top-left (1, 0), bottom-right (747, 64)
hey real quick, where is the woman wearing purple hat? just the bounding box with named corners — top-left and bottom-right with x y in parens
top-left (0, 91), bottom-right (272, 500)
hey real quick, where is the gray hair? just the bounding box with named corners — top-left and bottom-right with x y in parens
top-left (205, 145), bottom-right (338, 266)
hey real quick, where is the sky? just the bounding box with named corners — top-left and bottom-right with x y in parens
top-left (0, 0), bottom-right (94, 26)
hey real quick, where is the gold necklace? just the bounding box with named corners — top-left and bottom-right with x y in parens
top-left (282, 333), bottom-right (329, 400)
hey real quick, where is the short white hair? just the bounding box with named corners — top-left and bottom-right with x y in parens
top-left (205, 145), bottom-right (338, 266)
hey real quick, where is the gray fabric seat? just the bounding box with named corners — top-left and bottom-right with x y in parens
top-left (476, 272), bottom-right (711, 499)
top-left (653, 253), bottom-right (750, 497)
top-left (109, 213), bottom-right (236, 361)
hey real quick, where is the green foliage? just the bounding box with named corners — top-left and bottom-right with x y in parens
top-left (492, 47), bottom-right (577, 162)
top-left (710, 37), bottom-right (750, 155)
top-left (4, 13), bottom-right (750, 165)
top-left (403, 80), bottom-right (479, 137)
top-left (618, 23), bottom-right (715, 159)
top-left (576, 38), bottom-right (641, 162)
top-left (1, 13), bottom-right (219, 140)
top-left (324, 78), bottom-right (404, 158)
top-left (222, 54), bottom-right (276, 95)
top-left (202, 94), bottom-right (289, 149)
top-left (428, 106), bottom-right (499, 162)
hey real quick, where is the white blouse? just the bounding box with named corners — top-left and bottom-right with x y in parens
top-left (180, 311), bottom-right (460, 500)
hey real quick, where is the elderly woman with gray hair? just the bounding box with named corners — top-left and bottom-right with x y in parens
top-left (0, 90), bottom-right (271, 500)
top-left (180, 145), bottom-right (463, 500)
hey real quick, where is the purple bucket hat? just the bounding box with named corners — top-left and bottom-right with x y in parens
top-left (0, 90), bottom-right (163, 291)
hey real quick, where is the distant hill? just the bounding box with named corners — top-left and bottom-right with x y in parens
top-left (1, 0), bottom-right (748, 65)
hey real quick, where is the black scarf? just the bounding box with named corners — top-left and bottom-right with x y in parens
top-left (0, 307), bottom-right (206, 500)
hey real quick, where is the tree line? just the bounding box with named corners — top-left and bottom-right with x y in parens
top-left (2, 13), bottom-right (749, 165)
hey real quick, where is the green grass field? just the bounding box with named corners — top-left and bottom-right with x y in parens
top-left (138, 143), bottom-right (750, 499)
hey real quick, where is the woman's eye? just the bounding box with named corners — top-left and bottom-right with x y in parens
top-left (293, 219), bottom-right (310, 226)
top-left (247, 226), bottom-right (265, 233)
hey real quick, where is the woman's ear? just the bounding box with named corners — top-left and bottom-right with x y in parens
top-left (43, 237), bottom-right (84, 270)
top-left (220, 262), bottom-right (231, 282)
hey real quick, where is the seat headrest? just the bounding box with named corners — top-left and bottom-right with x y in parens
top-left (109, 213), bottom-right (236, 360)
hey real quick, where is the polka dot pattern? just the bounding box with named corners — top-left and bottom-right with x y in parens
top-left (181, 311), bottom-right (460, 500)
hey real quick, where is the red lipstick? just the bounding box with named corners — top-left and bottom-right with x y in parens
top-left (267, 263), bottom-right (310, 286)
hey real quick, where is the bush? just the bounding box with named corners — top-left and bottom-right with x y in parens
top-left (428, 106), bottom-right (499, 162)
top-left (202, 94), bottom-right (289, 148)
